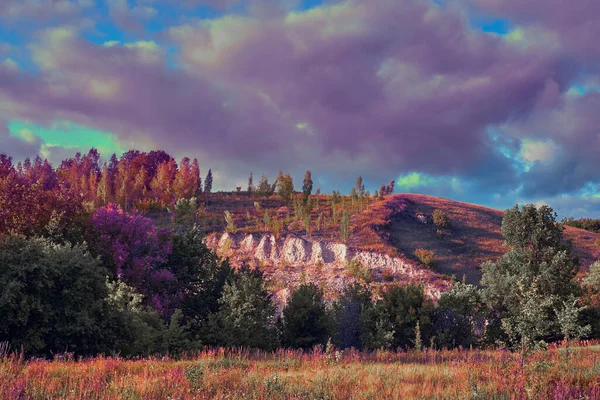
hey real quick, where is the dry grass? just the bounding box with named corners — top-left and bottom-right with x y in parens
top-left (2, 345), bottom-right (600, 399)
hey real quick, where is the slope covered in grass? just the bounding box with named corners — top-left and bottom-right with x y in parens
top-left (374, 194), bottom-right (600, 284)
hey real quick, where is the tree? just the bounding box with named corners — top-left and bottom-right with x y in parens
top-left (191, 159), bottom-right (202, 198)
top-left (174, 157), bottom-right (194, 199)
top-left (481, 204), bottom-right (582, 352)
top-left (204, 169), bottom-right (213, 193)
top-left (86, 204), bottom-right (169, 301)
top-left (0, 236), bottom-right (116, 356)
top-left (386, 180), bottom-right (395, 196)
top-left (302, 170), bottom-right (313, 205)
top-left (150, 159), bottom-right (177, 205)
top-left (434, 282), bottom-right (485, 349)
top-left (216, 266), bottom-right (276, 349)
top-left (340, 212), bottom-right (350, 242)
top-left (379, 185), bottom-right (386, 198)
top-left (282, 284), bottom-right (329, 349)
top-left (356, 176), bottom-right (365, 197)
top-left (330, 283), bottom-right (372, 349)
top-left (276, 171), bottom-right (294, 205)
top-left (362, 284), bottom-right (433, 350)
top-left (96, 163), bottom-right (113, 206)
top-left (256, 174), bottom-right (271, 198)
top-left (248, 171), bottom-right (254, 193)
top-left (162, 225), bottom-right (233, 338)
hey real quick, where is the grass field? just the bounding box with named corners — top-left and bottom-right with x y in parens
top-left (3, 344), bottom-right (600, 399)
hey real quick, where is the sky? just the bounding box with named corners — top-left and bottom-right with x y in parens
top-left (1, 0), bottom-right (600, 218)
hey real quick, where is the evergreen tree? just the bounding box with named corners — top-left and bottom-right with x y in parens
top-left (204, 169), bottom-right (213, 193)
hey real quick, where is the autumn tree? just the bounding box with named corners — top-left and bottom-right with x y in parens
top-left (191, 158), bottom-right (202, 198)
top-left (150, 159), bottom-right (178, 205)
top-left (96, 163), bottom-right (114, 206)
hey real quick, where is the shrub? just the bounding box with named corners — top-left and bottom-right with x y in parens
top-left (173, 197), bottom-right (198, 223)
top-left (345, 258), bottom-right (372, 283)
top-left (433, 209), bottom-right (451, 230)
top-left (224, 210), bottom-right (236, 233)
top-left (414, 248), bottom-right (435, 268)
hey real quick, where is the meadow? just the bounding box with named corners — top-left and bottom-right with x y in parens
top-left (2, 344), bottom-right (600, 400)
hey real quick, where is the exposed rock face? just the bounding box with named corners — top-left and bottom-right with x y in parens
top-left (205, 232), bottom-right (449, 301)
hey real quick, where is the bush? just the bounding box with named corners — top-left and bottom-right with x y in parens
top-left (345, 259), bottom-right (372, 283)
top-left (414, 248), bottom-right (435, 268)
top-left (433, 209), bottom-right (451, 230)
top-left (0, 236), bottom-right (115, 357)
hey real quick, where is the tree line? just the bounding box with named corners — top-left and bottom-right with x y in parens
top-left (0, 149), bottom-right (598, 358)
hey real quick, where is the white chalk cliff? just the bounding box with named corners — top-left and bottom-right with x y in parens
top-left (205, 232), bottom-right (449, 303)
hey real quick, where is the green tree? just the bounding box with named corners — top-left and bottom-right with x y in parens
top-left (256, 174), bottom-right (271, 198)
top-left (433, 282), bottom-right (485, 349)
top-left (362, 284), bottom-right (433, 350)
top-left (105, 278), bottom-right (179, 357)
top-left (247, 171), bottom-right (254, 193)
top-left (0, 236), bottom-right (115, 356)
top-left (340, 212), bottom-right (350, 242)
top-left (481, 204), bottom-right (582, 352)
top-left (356, 176), bottom-right (365, 197)
top-left (302, 170), bottom-right (313, 205)
top-left (276, 172), bottom-right (294, 205)
top-left (330, 283), bottom-right (372, 349)
top-left (216, 266), bottom-right (276, 349)
top-left (163, 225), bottom-right (233, 340)
top-left (282, 284), bottom-right (329, 349)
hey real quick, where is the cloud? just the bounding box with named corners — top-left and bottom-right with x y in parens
top-left (0, 0), bottom-right (598, 215)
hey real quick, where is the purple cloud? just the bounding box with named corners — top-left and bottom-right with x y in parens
top-left (0, 0), bottom-right (598, 215)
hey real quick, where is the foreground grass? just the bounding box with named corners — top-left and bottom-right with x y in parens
top-left (2, 346), bottom-right (600, 399)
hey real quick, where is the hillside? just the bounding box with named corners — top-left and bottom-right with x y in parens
top-left (203, 193), bottom-right (600, 296)
top-left (380, 194), bottom-right (600, 284)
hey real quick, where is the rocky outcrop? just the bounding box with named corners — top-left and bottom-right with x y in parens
top-left (205, 232), bottom-right (450, 300)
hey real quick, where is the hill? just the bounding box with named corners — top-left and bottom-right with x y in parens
top-left (372, 194), bottom-right (600, 284)
top-left (201, 193), bottom-right (600, 296)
